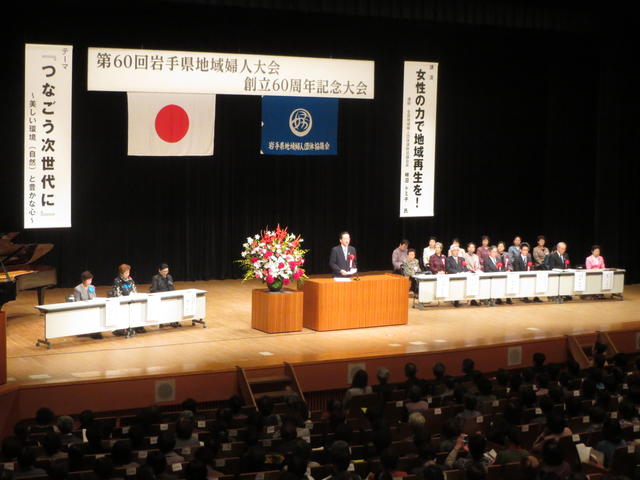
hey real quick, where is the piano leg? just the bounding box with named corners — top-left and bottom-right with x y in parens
top-left (36, 337), bottom-right (51, 349)
top-left (192, 318), bottom-right (207, 328)
top-left (36, 286), bottom-right (48, 306)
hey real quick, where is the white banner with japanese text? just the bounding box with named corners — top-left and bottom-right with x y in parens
top-left (400, 61), bottom-right (438, 217)
top-left (87, 47), bottom-right (374, 99)
top-left (24, 44), bottom-right (73, 228)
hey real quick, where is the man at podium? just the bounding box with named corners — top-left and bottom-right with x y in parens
top-left (329, 231), bottom-right (358, 276)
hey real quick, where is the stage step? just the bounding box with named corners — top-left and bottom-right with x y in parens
top-left (236, 363), bottom-right (306, 409)
top-left (253, 389), bottom-right (294, 400)
top-left (248, 375), bottom-right (291, 385)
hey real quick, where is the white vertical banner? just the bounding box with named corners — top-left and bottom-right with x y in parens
top-left (104, 298), bottom-right (120, 327)
top-left (435, 275), bottom-right (450, 298)
top-left (466, 273), bottom-right (480, 297)
top-left (535, 272), bottom-right (549, 293)
top-left (400, 61), bottom-right (438, 217)
top-left (506, 273), bottom-right (520, 294)
top-left (24, 44), bottom-right (73, 228)
top-left (146, 294), bottom-right (162, 322)
top-left (573, 271), bottom-right (587, 292)
top-left (601, 270), bottom-right (614, 291)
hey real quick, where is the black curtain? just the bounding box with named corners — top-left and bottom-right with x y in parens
top-left (2, 2), bottom-right (637, 287)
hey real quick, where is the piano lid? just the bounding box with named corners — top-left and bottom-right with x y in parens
top-left (0, 232), bottom-right (53, 266)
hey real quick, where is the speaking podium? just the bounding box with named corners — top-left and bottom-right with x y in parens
top-left (302, 274), bottom-right (408, 331)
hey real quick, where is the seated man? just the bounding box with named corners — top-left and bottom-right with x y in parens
top-left (482, 246), bottom-right (506, 306)
top-left (545, 242), bottom-right (572, 301)
top-left (401, 248), bottom-right (422, 294)
top-left (150, 263), bottom-right (180, 328)
top-left (392, 239), bottom-right (409, 274)
top-left (511, 243), bottom-right (537, 303)
top-left (446, 246), bottom-right (468, 307)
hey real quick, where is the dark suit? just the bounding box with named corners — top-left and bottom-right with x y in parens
top-left (483, 256), bottom-right (504, 272)
top-left (329, 245), bottom-right (357, 275)
top-left (445, 255), bottom-right (468, 274)
top-left (512, 254), bottom-right (534, 272)
top-left (546, 251), bottom-right (570, 270)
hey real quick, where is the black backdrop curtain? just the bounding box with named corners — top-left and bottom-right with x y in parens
top-left (2, 2), bottom-right (638, 287)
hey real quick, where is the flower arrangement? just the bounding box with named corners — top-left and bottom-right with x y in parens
top-left (238, 225), bottom-right (308, 291)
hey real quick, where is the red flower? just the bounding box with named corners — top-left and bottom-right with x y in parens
top-left (264, 251), bottom-right (273, 259)
top-left (283, 278), bottom-right (290, 286)
top-left (564, 259), bottom-right (570, 265)
top-left (266, 275), bottom-right (274, 284)
top-left (293, 270), bottom-right (302, 280)
top-left (251, 257), bottom-right (258, 263)
top-left (527, 261), bottom-right (533, 267)
top-left (461, 261), bottom-right (467, 267)
top-left (497, 262), bottom-right (504, 269)
top-left (348, 254), bottom-right (355, 261)
top-left (278, 262), bottom-right (284, 269)
top-left (289, 261), bottom-right (297, 269)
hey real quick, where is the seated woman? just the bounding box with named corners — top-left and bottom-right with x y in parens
top-left (401, 248), bottom-right (422, 294)
top-left (422, 236), bottom-right (437, 269)
top-left (111, 264), bottom-right (144, 335)
top-left (74, 271), bottom-right (96, 301)
top-left (463, 242), bottom-right (481, 273)
top-left (343, 369), bottom-right (372, 410)
top-left (585, 244), bottom-right (605, 269)
top-left (73, 271), bottom-right (102, 339)
top-left (428, 242), bottom-right (446, 275)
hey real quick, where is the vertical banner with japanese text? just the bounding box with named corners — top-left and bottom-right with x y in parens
top-left (400, 61), bottom-right (438, 217)
top-left (24, 44), bottom-right (73, 228)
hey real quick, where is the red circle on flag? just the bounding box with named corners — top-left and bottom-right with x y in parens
top-left (155, 104), bottom-right (189, 143)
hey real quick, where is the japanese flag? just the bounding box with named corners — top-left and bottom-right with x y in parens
top-left (127, 92), bottom-right (215, 156)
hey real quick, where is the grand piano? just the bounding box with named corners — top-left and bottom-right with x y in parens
top-left (0, 232), bottom-right (57, 310)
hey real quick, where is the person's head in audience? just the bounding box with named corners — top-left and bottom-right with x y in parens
top-left (548, 386), bottom-right (563, 405)
top-left (480, 235), bottom-right (490, 248)
top-left (373, 426), bottom-right (392, 455)
top-left (185, 459), bottom-right (208, 480)
top-left (556, 242), bottom-right (567, 256)
top-left (229, 394), bottom-right (245, 414)
top-left (467, 434), bottom-right (487, 462)
top-left (67, 444), bottom-right (85, 471)
top-left (47, 460), bottom-right (69, 480)
top-left (86, 425), bottom-right (104, 450)
top-left (111, 440), bottom-right (133, 466)
top-left (408, 412), bottom-right (426, 437)
top-left (488, 246), bottom-right (498, 259)
top-left (334, 422), bottom-right (353, 444)
top-left (146, 451), bottom-right (167, 476)
top-left (128, 424), bottom-right (146, 450)
top-left (467, 242), bottom-right (476, 255)
top-left (398, 240), bottom-right (409, 252)
top-left (428, 237), bottom-right (438, 249)
top-left (509, 372), bottom-right (523, 392)
top-left (416, 442), bottom-right (437, 465)
top-left (405, 363), bottom-right (418, 380)
top-left (433, 362), bottom-right (446, 380)
top-left (329, 440), bottom-right (351, 473)
top-left (504, 400), bottom-right (523, 426)
top-left (157, 431), bottom-right (177, 454)
top-left (463, 395), bottom-right (478, 413)
top-left (244, 445), bottom-right (266, 472)
top-left (136, 464), bottom-right (155, 480)
top-left (41, 432), bottom-right (62, 456)
top-left (35, 407), bottom-right (55, 428)
top-left (566, 359), bottom-right (581, 378)
top-left (538, 396), bottom-right (554, 417)
top-left (56, 415), bottom-right (74, 436)
top-left (520, 455), bottom-right (540, 480)
top-left (581, 378), bottom-right (597, 399)
top-left (377, 367), bottom-right (390, 385)
top-left (287, 454), bottom-right (309, 479)
top-left (421, 465), bottom-right (444, 480)
top-left (450, 246), bottom-right (460, 258)
top-left (94, 456), bottom-right (115, 480)
top-left (593, 353), bottom-right (607, 370)
top-left (542, 439), bottom-right (564, 467)
top-left (602, 418), bottom-right (623, 444)
top-left (181, 398), bottom-right (198, 415)
top-left (13, 421), bottom-right (28, 443)
top-left (620, 400), bottom-right (637, 423)
top-left (533, 352), bottom-right (546, 370)
top-left (462, 358), bottom-right (475, 376)
top-left (351, 369), bottom-right (368, 390)
top-left (1, 436), bottom-right (21, 462)
top-left (79, 410), bottom-right (95, 430)
top-left (477, 377), bottom-right (493, 397)
top-left (613, 353), bottom-right (629, 372)
top-left (522, 368), bottom-right (535, 385)
top-left (495, 369), bottom-right (509, 387)
top-left (380, 447), bottom-right (399, 473)
top-left (434, 242), bottom-right (443, 256)
top-left (589, 407), bottom-right (606, 428)
top-left (453, 386), bottom-right (466, 405)
top-left (465, 463), bottom-right (488, 480)
top-left (280, 420), bottom-right (298, 443)
top-left (408, 385), bottom-right (423, 404)
top-left (546, 412), bottom-right (567, 435)
top-left (257, 395), bottom-right (275, 418)
top-left (565, 397), bottom-right (583, 417)
top-left (497, 242), bottom-right (507, 254)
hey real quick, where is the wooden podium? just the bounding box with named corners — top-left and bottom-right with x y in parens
top-left (302, 274), bottom-right (409, 331)
top-left (251, 289), bottom-right (303, 333)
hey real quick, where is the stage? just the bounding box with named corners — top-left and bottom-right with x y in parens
top-left (2, 279), bottom-right (639, 387)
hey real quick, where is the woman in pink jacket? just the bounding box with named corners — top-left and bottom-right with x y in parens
top-left (585, 245), bottom-right (605, 269)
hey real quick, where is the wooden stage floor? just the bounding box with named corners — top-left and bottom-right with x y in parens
top-left (3, 280), bottom-right (640, 386)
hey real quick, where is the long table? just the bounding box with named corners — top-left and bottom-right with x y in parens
top-left (34, 289), bottom-right (207, 348)
top-left (302, 274), bottom-right (408, 331)
top-left (414, 269), bottom-right (625, 304)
